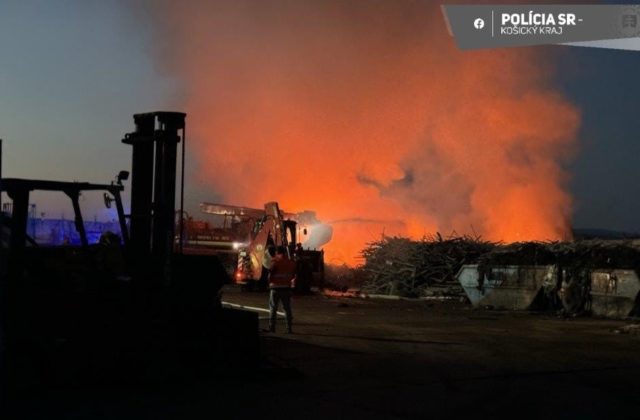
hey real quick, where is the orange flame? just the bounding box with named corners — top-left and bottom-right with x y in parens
top-left (153, 1), bottom-right (580, 265)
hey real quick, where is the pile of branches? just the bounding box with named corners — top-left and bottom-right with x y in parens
top-left (478, 239), bottom-right (640, 271)
top-left (360, 233), bottom-right (497, 297)
top-left (359, 235), bottom-right (640, 298)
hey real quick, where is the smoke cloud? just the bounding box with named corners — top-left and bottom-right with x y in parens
top-left (148, 0), bottom-right (580, 265)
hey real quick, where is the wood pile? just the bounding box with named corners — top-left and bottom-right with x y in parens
top-left (360, 234), bottom-right (496, 297)
top-left (360, 236), bottom-right (640, 298)
top-left (478, 239), bottom-right (640, 270)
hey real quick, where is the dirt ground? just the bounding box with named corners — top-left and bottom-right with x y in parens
top-left (8, 285), bottom-right (640, 419)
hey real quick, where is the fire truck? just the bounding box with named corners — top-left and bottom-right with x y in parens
top-left (200, 201), bottom-right (330, 291)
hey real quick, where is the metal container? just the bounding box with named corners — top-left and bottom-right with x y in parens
top-left (457, 264), bottom-right (557, 310)
top-left (590, 269), bottom-right (640, 318)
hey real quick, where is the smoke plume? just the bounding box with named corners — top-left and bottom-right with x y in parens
top-left (149, 0), bottom-right (580, 265)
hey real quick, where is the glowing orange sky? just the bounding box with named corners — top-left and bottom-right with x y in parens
top-left (155, 0), bottom-right (580, 265)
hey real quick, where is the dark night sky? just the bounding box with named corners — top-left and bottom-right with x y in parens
top-left (555, 46), bottom-right (640, 232)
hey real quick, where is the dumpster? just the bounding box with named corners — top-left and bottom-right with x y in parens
top-left (457, 264), bottom-right (557, 310)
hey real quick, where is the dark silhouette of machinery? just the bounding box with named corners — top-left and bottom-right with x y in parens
top-left (0, 112), bottom-right (258, 395)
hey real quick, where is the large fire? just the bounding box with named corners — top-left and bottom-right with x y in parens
top-left (151, 1), bottom-right (580, 265)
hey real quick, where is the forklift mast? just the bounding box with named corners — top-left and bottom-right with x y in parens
top-left (122, 112), bottom-right (186, 283)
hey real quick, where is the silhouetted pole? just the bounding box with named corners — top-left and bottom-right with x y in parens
top-left (0, 139), bottom-right (2, 269)
top-left (0, 138), bottom-right (4, 399)
top-left (0, 139), bottom-right (2, 217)
top-left (179, 124), bottom-right (185, 254)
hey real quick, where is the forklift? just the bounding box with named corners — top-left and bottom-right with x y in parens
top-left (0, 112), bottom-right (258, 394)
